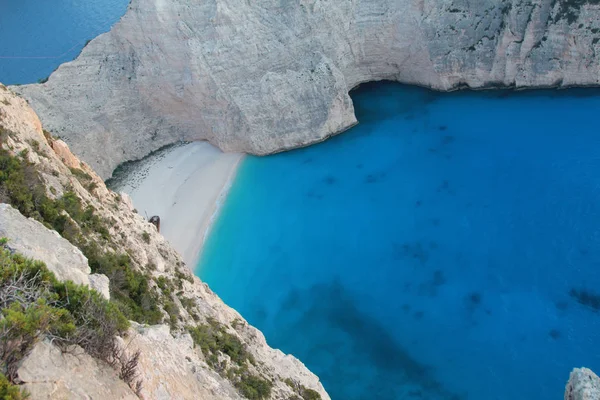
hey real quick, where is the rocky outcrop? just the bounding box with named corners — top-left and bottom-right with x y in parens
top-left (12, 0), bottom-right (600, 178)
top-left (124, 323), bottom-right (243, 400)
top-left (17, 341), bottom-right (138, 400)
top-left (1, 82), bottom-right (329, 399)
top-left (565, 368), bottom-right (600, 400)
top-left (0, 203), bottom-right (110, 297)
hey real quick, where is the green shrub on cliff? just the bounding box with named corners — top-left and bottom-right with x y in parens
top-left (0, 148), bottom-right (162, 325)
top-left (284, 378), bottom-right (321, 400)
top-left (0, 147), bottom-right (52, 221)
top-left (236, 374), bottom-right (272, 400)
top-left (82, 242), bottom-right (162, 325)
top-left (188, 319), bottom-right (272, 399)
top-left (188, 318), bottom-right (254, 368)
top-left (0, 243), bottom-right (129, 381)
top-left (0, 148), bottom-right (109, 242)
top-left (0, 373), bottom-right (28, 399)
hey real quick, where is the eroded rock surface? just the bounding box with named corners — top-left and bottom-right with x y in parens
top-left (125, 323), bottom-right (243, 400)
top-left (0, 203), bottom-right (92, 287)
top-left (14, 0), bottom-right (600, 178)
top-left (17, 341), bottom-right (138, 400)
top-left (565, 368), bottom-right (600, 400)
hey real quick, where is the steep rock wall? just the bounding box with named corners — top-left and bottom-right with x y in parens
top-left (13, 0), bottom-right (600, 178)
top-left (0, 85), bottom-right (329, 399)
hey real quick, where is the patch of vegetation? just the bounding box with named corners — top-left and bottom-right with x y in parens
top-left (155, 276), bottom-right (174, 296)
top-left (0, 147), bottom-right (107, 241)
top-left (0, 243), bottom-right (130, 382)
top-left (179, 296), bottom-right (195, 313)
top-left (27, 140), bottom-right (39, 153)
top-left (0, 126), bottom-right (10, 141)
top-left (141, 231), bottom-right (150, 244)
top-left (284, 378), bottom-right (321, 400)
top-left (1, 99), bottom-right (10, 106)
top-left (69, 167), bottom-right (92, 182)
top-left (164, 300), bottom-right (180, 330)
top-left (231, 318), bottom-right (243, 330)
top-left (83, 243), bottom-right (162, 325)
top-left (188, 318), bottom-right (254, 369)
top-left (236, 374), bottom-right (272, 400)
top-left (188, 319), bottom-right (271, 399)
top-left (0, 373), bottom-right (28, 399)
top-left (42, 130), bottom-right (54, 144)
top-left (0, 147), bottom-right (163, 326)
top-left (87, 182), bottom-right (98, 192)
top-left (174, 268), bottom-right (194, 285)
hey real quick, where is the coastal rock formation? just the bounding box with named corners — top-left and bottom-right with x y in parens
top-left (17, 341), bottom-right (139, 399)
top-left (13, 0), bottom-right (600, 178)
top-left (123, 323), bottom-right (244, 399)
top-left (0, 203), bottom-right (111, 297)
top-left (0, 84), bottom-right (329, 399)
top-left (0, 203), bottom-right (90, 286)
top-left (565, 368), bottom-right (600, 400)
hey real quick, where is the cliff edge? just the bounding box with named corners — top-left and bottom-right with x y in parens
top-left (13, 0), bottom-right (600, 178)
top-left (0, 84), bottom-right (329, 399)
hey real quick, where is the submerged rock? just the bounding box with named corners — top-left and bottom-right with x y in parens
top-left (565, 368), bottom-right (600, 400)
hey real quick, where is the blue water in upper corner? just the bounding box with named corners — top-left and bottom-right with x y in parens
top-left (199, 82), bottom-right (600, 400)
top-left (0, 0), bottom-right (129, 85)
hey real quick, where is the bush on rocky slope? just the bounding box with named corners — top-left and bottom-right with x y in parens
top-left (0, 372), bottom-right (28, 399)
top-left (0, 144), bottom-right (163, 325)
top-left (0, 240), bottom-right (134, 387)
top-left (188, 318), bottom-right (274, 400)
top-left (284, 378), bottom-right (322, 400)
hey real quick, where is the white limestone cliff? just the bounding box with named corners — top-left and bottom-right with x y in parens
top-left (13, 0), bottom-right (600, 179)
top-left (0, 203), bottom-right (110, 297)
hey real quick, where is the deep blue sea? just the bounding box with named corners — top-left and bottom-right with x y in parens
top-left (199, 83), bottom-right (600, 400)
top-left (0, 0), bottom-right (129, 85)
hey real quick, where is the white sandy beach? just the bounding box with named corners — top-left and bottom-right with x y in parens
top-left (110, 142), bottom-right (242, 267)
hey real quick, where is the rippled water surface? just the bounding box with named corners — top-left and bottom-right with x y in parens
top-left (199, 82), bottom-right (600, 400)
top-left (0, 0), bottom-right (129, 84)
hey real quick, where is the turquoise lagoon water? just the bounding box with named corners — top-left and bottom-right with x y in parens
top-left (0, 0), bottom-right (129, 85)
top-left (199, 83), bottom-right (600, 400)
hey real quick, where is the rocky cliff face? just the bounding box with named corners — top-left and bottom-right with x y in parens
top-left (0, 85), bottom-right (329, 399)
top-left (13, 0), bottom-right (600, 178)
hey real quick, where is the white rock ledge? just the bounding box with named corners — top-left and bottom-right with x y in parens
top-left (0, 203), bottom-right (109, 298)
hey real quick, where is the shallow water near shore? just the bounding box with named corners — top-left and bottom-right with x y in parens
top-left (0, 0), bottom-right (129, 85)
top-left (199, 82), bottom-right (600, 399)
